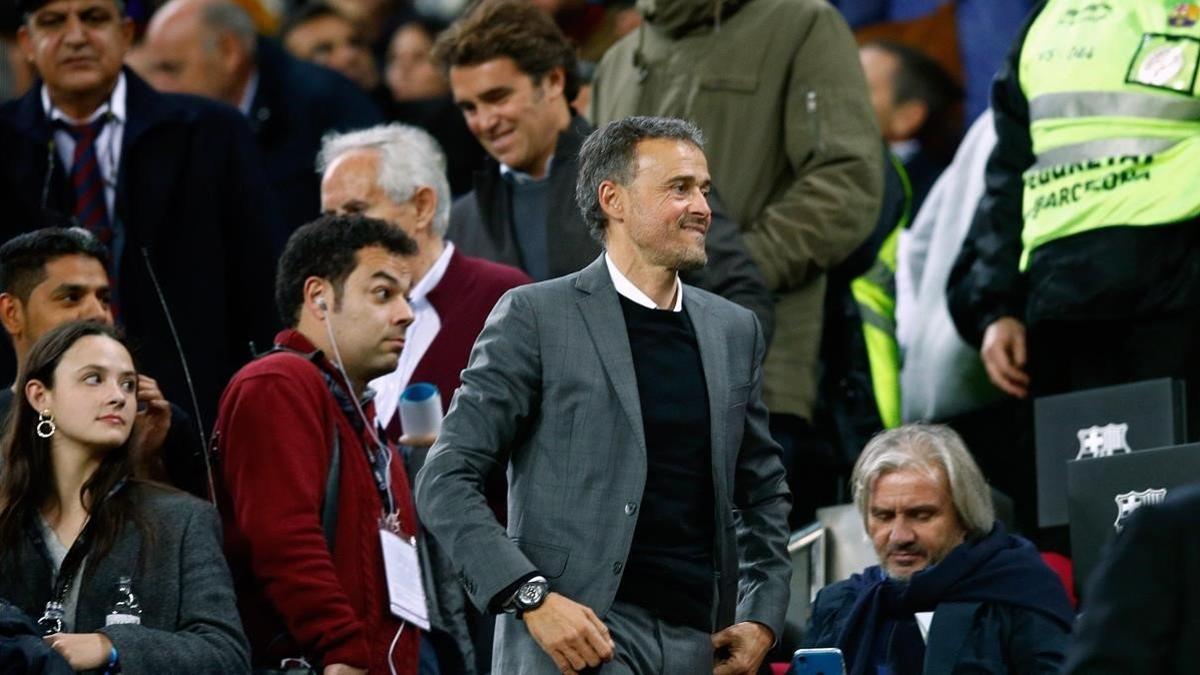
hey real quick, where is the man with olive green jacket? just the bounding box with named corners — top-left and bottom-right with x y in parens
top-left (592, 0), bottom-right (882, 521)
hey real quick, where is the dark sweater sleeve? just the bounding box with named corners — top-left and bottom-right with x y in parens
top-left (946, 2), bottom-right (1044, 348)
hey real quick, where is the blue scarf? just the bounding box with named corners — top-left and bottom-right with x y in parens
top-left (836, 523), bottom-right (1074, 675)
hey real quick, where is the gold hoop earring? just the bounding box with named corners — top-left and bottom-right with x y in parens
top-left (36, 410), bottom-right (56, 439)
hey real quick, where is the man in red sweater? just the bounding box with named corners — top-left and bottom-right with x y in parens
top-left (215, 213), bottom-right (422, 674)
top-left (319, 122), bottom-right (531, 674)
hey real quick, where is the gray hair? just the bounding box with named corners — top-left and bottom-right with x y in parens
top-left (851, 423), bottom-right (995, 537)
top-left (201, 1), bottom-right (257, 54)
top-left (575, 116), bottom-right (705, 243)
top-left (317, 124), bottom-right (452, 238)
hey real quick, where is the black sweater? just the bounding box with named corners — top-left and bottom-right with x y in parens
top-left (614, 295), bottom-right (715, 631)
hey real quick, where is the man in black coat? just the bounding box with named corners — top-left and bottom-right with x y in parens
top-left (140, 0), bottom-right (382, 244)
top-left (434, 1), bottom-right (776, 342)
top-left (0, 0), bottom-right (278, 428)
top-left (805, 425), bottom-right (1073, 674)
top-left (1064, 484), bottom-right (1200, 674)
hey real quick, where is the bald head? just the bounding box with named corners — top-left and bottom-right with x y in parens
top-left (139, 0), bottom-right (257, 107)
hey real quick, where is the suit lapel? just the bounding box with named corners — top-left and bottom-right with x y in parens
top-left (575, 257), bottom-right (647, 456)
top-left (685, 290), bottom-right (730, 498)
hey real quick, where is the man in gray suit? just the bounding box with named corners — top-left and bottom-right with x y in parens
top-left (415, 116), bottom-right (791, 674)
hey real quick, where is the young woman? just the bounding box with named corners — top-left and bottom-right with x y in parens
top-left (0, 321), bottom-right (248, 673)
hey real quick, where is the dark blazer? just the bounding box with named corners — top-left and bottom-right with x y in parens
top-left (0, 69), bottom-right (280, 427)
top-left (447, 115), bottom-right (777, 344)
top-left (0, 484), bottom-right (249, 674)
top-left (806, 577), bottom-right (1068, 674)
top-left (249, 38), bottom-right (382, 244)
top-left (415, 257), bottom-right (791, 672)
top-left (1064, 484), bottom-right (1200, 674)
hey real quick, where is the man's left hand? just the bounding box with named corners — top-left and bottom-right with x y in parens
top-left (131, 374), bottom-right (172, 479)
top-left (712, 621), bottom-right (773, 675)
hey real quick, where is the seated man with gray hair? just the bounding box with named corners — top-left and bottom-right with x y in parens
top-left (804, 424), bottom-right (1073, 674)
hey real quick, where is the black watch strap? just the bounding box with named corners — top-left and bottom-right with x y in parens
top-left (510, 575), bottom-right (549, 618)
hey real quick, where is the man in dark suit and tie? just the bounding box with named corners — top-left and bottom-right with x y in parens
top-left (0, 0), bottom-right (278, 428)
top-left (415, 116), bottom-right (791, 674)
top-left (140, 0), bottom-right (381, 242)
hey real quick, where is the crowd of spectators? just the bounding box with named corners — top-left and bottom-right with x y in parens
top-left (1, 0), bottom-right (1197, 672)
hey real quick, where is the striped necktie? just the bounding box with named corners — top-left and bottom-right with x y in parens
top-left (56, 115), bottom-right (121, 317)
top-left (59, 116), bottom-right (113, 247)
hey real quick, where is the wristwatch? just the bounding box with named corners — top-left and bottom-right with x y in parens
top-left (510, 576), bottom-right (549, 618)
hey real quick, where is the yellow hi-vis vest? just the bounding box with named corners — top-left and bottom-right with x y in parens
top-left (1018, 0), bottom-right (1200, 269)
top-left (849, 153), bottom-right (910, 430)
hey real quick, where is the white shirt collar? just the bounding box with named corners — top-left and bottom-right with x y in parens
top-left (410, 241), bottom-right (454, 306)
top-left (42, 71), bottom-right (127, 124)
top-left (604, 252), bottom-right (682, 312)
top-left (238, 71), bottom-right (260, 117)
top-left (499, 155), bottom-right (554, 184)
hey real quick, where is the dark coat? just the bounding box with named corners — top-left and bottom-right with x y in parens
top-left (806, 576), bottom-right (1068, 674)
top-left (0, 69), bottom-right (280, 428)
top-left (447, 115), bottom-right (777, 344)
top-left (1064, 484), bottom-right (1200, 674)
top-left (249, 38), bottom-right (383, 244)
top-left (0, 484), bottom-right (249, 674)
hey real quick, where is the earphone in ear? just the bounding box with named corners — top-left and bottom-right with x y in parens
top-left (316, 296), bottom-right (328, 312)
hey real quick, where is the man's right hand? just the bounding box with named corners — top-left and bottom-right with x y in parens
top-left (524, 592), bottom-right (615, 674)
top-left (323, 665), bottom-right (366, 675)
top-left (981, 316), bottom-right (1030, 398)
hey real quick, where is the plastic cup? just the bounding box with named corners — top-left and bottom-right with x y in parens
top-left (399, 382), bottom-right (443, 438)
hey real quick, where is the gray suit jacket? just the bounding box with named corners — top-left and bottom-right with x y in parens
top-left (0, 483), bottom-right (249, 674)
top-left (415, 256), bottom-right (791, 672)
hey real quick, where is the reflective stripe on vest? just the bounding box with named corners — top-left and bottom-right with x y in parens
top-left (1017, 0), bottom-right (1200, 269)
top-left (851, 171), bottom-right (903, 430)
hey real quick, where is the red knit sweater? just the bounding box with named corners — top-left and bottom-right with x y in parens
top-left (215, 329), bottom-right (419, 673)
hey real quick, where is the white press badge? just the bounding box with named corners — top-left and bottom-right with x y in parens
top-left (379, 529), bottom-right (431, 631)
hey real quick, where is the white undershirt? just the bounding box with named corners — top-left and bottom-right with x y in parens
top-left (604, 252), bottom-right (682, 312)
top-left (371, 242), bottom-right (456, 428)
top-left (43, 73), bottom-right (126, 220)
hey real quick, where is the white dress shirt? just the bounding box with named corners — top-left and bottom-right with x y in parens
top-left (43, 72), bottom-right (126, 220)
top-left (371, 242), bottom-right (456, 428)
top-left (604, 252), bottom-right (683, 312)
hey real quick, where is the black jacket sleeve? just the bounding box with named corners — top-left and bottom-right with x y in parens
top-left (946, 2), bottom-right (1044, 348)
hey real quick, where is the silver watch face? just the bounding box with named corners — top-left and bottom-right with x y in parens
top-left (517, 581), bottom-right (546, 607)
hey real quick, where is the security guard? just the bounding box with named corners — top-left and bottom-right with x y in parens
top-left (948, 0), bottom-right (1200, 416)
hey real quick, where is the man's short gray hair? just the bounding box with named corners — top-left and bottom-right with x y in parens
top-left (851, 423), bottom-right (995, 537)
top-left (575, 116), bottom-right (705, 243)
top-left (317, 124), bottom-right (452, 238)
top-left (201, 1), bottom-right (257, 54)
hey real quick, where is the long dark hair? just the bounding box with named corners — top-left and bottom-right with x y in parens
top-left (0, 320), bottom-right (145, 563)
